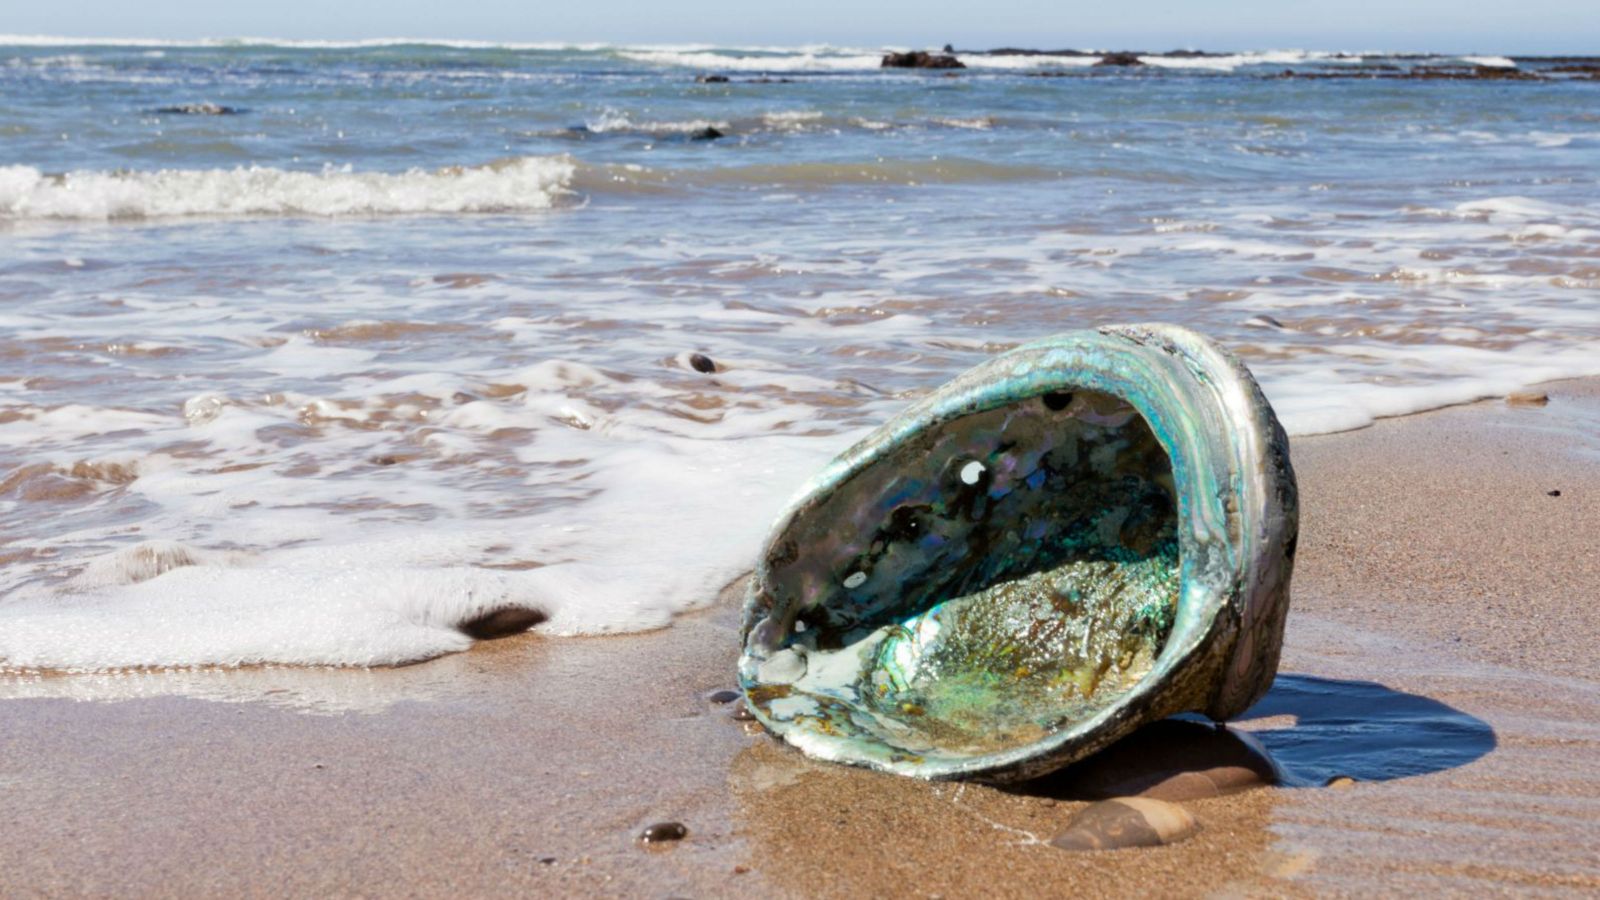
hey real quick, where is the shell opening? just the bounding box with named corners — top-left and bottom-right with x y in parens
top-left (752, 388), bottom-right (1180, 764)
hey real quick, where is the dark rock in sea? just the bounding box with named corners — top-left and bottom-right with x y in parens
top-left (881, 51), bottom-right (966, 70)
top-left (1551, 63), bottom-right (1600, 78)
top-left (1028, 719), bottom-right (1280, 802)
top-left (154, 103), bottom-right (244, 116)
top-left (942, 44), bottom-right (955, 53)
top-left (707, 689), bottom-right (741, 704)
top-left (640, 821), bottom-right (689, 843)
top-left (981, 47), bottom-right (1093, 57)
top-left (1093, 52), bottom-right (1145, 67)
top-left (695, 74), bottom-right (730, 83)
top-left (1408, 65), bottom-right (1543, 81)
top-left (1275, 64), bottom-right (1545, 82)
top-left (689, 126), bottom-right (725, 141)
top-left (689, 352), bottom-right (718, 373)
top-left (1050, 798), bottom-right (1198, 851)
top-left (747, 77), bottom-right (796, 84)
top-left (457, 606), bottom-right (548, 640)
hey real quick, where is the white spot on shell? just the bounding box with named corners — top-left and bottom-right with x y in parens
top-left (794, 619), bottom-right (808, 632)
top-left (757, 648), bottom-right (808, 685)
top-left (960, 460), bottom-right (986, 485)
top-left (843, 571), bottom-right (867, 589)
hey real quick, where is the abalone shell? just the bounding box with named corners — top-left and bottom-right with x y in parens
top-left (737, 324), bottom-right (1298, 782)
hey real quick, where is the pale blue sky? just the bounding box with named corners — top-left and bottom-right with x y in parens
top-left (6, 0), bottom-right (1598, 54)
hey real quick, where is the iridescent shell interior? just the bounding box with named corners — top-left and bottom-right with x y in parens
top-left (747, 388), bottom-right (1180, 763)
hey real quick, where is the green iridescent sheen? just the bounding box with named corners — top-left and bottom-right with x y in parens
top-left (738, 324), bottom-right (1298, 782)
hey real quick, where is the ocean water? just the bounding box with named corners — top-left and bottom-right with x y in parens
top-left (3, 40), bottom-right (1599, 672)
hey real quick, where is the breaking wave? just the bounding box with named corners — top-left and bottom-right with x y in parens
top-left (0, 156), bottom-right (576, 220)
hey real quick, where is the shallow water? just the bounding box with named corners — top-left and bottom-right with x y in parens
top-left (3, 41), bottom-right (1600, 669)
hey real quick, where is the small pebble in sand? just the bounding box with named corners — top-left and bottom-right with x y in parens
top-left (1050, 797), bottom-right (1197, 851)
top-left (689, 353), bottom-right (718, 373)
top-left (1325, 775), bottom-right (1357, 790)
top-left (729, 699), bottom-right (756, 721)
top-left (708, 689), bottom-right (741, 704)
top-left (1506, 391), bottom-right (1549, 407)
top-left (1548, 489), bottom-right (1562, 497)
top-left (640, 821), bottom-right (689, 843)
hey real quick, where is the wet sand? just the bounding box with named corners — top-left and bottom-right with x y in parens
top-left (3, 381), bottom-right (1599, 897)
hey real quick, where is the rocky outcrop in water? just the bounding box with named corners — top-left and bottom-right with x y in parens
top-left (153, 103), bottom-right (243, 115)
top-left (1276, 65), bottom-right (1545, 81)
top-left (881, 51), bottom-right (966, 70)
top-left (1093, 52), bottom-right (1145, 67)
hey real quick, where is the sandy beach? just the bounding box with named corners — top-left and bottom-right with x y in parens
top-left (2, 378), bottom-right (1596, 897)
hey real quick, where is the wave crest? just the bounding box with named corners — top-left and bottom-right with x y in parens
top-left (0, 156), bottom-right (576, 220)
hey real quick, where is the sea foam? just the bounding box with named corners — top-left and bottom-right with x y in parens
top-left (0, 157), bottom-right (575, 220)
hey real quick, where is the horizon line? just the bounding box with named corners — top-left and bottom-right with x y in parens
top-left (0, 34), bottom-right (1587, 57)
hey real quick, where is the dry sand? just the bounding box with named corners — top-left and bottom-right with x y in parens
top-left (2, 380), bottom-right (1599, 898)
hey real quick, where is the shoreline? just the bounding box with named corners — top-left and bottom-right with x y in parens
top-left (2, 380), bottom-right (1598, 896)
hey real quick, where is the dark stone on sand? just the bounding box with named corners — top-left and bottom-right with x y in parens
top-left (1094, 52), bottom-right (1146, 67)
top-left (640, 821), bottom-right (688, 843)
top-left (1038, 719), bottom-right (1280, 801)
top-left (708, 689), bottom-right (741, 704)
top-left (1050, 797), bottom-right (1197, 851)
top-left (689, 352), bottom-right (718, 373)
top-left (880, 51), bottom-right (966, 70)
top-left (696, 74), bottom-right (730, 83)
top-left (457, 607), bottom-right (548, 640)
top-left (689, 126), bottom-right (725, 141)
top-left (1548, 489), bottom-right (1562, 497)
top-left (154, 103), bottom-right (243, 115)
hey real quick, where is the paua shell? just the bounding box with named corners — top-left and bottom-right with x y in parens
top-left (737, 325), bottom-right (1297, 782)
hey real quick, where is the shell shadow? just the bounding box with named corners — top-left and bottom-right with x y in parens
top-left (1006, 673), bottom-right (1496, 799)
top-left (1235, 673), bottom-right (1497, 787)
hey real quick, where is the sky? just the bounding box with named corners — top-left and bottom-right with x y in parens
top-left (4, 0), bottom-right (1598, 55)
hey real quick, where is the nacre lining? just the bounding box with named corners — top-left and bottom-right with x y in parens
top-left (740, 325), bottom-right (1299, 782)
top-left (753, 391), bottom-right (1180, 758)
